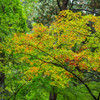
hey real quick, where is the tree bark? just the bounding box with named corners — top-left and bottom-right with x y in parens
top-left (49, 92), bottom-right (57, 100)
top-left (62, 0), bottom-right (69, 10)
top-left (49, 87), bottom-right (57, 100)
top-left (0, 51), bottom-right (5, 100)
top-left (0, 72), bottom-right (5, 100)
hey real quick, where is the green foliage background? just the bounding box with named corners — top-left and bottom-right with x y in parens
top-left (0, 0), bottom-right (100, 100)
top-left (0, 0), bottom-right (28, 40)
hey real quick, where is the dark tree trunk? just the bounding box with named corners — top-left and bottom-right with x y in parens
top-left (49, 92), bottom-right (57, 100)
top-left (62, 0), bottom-right (69, 10)
top-left (0, 51), bottom-right (5, 100)
top-left (49, 87), bottom-right (57, 100)
top-left (0, 72), bottom-right (5, 100)
top-left (0, 6), bottom-right (7, 100)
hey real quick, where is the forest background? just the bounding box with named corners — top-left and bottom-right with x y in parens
top-left (0, 0), bottom-right (100, 100)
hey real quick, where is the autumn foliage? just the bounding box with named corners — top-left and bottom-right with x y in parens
top-left (4, 10), bottom-right (100, 89)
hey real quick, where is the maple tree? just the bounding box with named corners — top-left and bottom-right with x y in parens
top-left (3, 10), bottom-right (100, 100)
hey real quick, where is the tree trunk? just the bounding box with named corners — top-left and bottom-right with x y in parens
top-left (49, 87), bottom-right (57, 100)
top-left (62, 0), bottom-right (69, 10)
top-left (0, 72), bottom-right (5, 100)
top-left (49, 92), bottom-right (57, 100)
top-left (0, 51), bottom-right (5, 100)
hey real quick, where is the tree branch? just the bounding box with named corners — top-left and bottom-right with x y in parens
top-left (71, 8), bottom-right (99, 15)
top-left (33, 55), bottom-right (97, 100)
top-left (97, 93), bottom-right (100, 100)
top-left (8, 84), bottom-right (26, 100)
top-left (65, 67), bottom-right (97, 100)
top-left (57, 0), bottom-right (62, 11)
top-left (18, 42), bottom-right (98, 100)
top-left (69, 0), bottom-right (75, 10)
top-left (22, 43), bottom-right (63, 65)
top-left (29, 53), bottom-right (97, 100)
